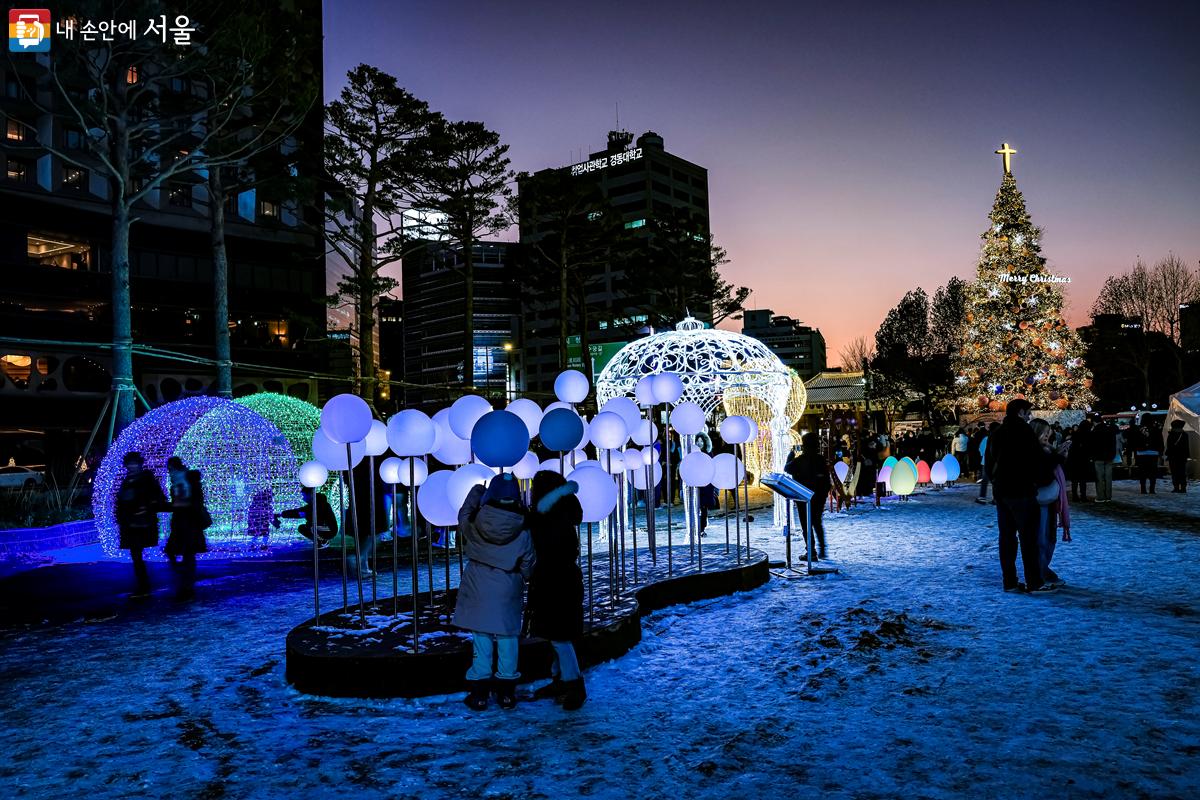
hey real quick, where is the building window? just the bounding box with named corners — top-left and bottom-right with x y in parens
top-left (6, 119), bottom-right (26, 141)
top-left (169, 77), bottom-right (188, 93)
top-left (6, 159), bottom-right (30, 184)
top-left (4, 76), bottom-right (21, 99)
top-left (126, 66), bottom-right (139, 84)
top-left (624, 218), bottom-right (646, 230)
top-left (259, 200), bottom-right (279, 219)
top-left (62, 166), bottom-right (87, 191)
top-left (27, 232), bottom-right (93, 270)
top-left (63, 128), bottom-right (83, 149)
top-left (168, 184), bottom-right (192, 208)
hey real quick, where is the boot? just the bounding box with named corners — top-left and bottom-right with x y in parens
top-left (494, 679), bottom-right (518, 710)
top-left (560, 678), bottom-right (587, 711)
top-left (532, 679), bottom-right (566, 701)
top-left (463, 680), bottom-right (489, 711)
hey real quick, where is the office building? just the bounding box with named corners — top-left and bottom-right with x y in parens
top-left (518, 130), bottom-right (710, 395)
top-left (401, 240), bottom-right (519, 406)
top-left (741, 309), bottom-right (827, 380)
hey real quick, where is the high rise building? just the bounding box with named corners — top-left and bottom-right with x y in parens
top-left (400, 240), bottom-right (520, 406)
top-left (518, 130), bottom-right (710, 395)
top-left (0, 5), bottom-right (325, 471)
top-left (741, 309), bottom-right (827, 379)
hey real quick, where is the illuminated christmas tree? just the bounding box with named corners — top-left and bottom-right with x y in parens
top-left (953, 144), bottom-right (1094, 412)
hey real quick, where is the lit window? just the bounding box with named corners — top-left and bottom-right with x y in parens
top-left (126, 66), bottom-right (139, 84)
top-left (27, 231), bottom-right (92, 270)
top-left (168, 185), bottom-right (192, 208)
top-left (259, 200), bottom-right (279, 219)
top-left (64, 128), bottom-right (83, 149)
top-left (6, 159), bottom-right (29, 183)
top-left (6, 119), bottom-right (25, 141)
top-left (62, 167), bottom-right (87, 190)
top-left (624, 218), bottom-right (646, 229)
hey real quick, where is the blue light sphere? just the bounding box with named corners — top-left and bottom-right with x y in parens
top-left (471, 410), bottom-right (531, 467)
top-left (539, 407), bottom-right (585, 452)
top-left (299, 460), bottom-right (329, 489)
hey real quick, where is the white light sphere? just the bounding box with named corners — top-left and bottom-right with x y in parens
top-left (643, 447), bottom-right (660, 466)
top-left (554, 369), bottom-right (590, 403)
top-left (312, 428), bottom-right (366, 471)
top-left (679, 451), bottom-right (715, 486)
top-left (834, 461), bottom-right (850, 482)
top-left (711, 453), bottom-right (746, 490)
top-left (573, 459), bottom-right (603, 472)
top-left (630, 462), bottom-right (663, 490)
top-left (363, 419), bottom-right (389, 457)
top-left (631, 419), bottom-right (659, 446)
top-left (431, 409), bottom-right (472, 465)
top-left (448, 394), bottom-right (493, 440)
top-left (651, 372), bottom-right (684, 404)
top-left (930, 461), bottom-right (948, 485)
top-left (670, 401), bottom-right (706, 435)
top-left (544, 401), bottom-right (573, 414)
top-left (539, 459), bottom-right (564, 475)
top-left (512, 451), bottom-right (540, 480)
top-left (622, 448), bottom-right (642, 471)
top-left (379, 456), bottom-right (402, 485)
top-left (601, 450), bottom-right (626, 474)
top-left (397, 457), bottom-right (429, 487)
top-left (506, 398), bottom-right (543, 438)
top-left (892, 461), bottom-right (918, 496)
top-left (568, 465), bottom-right (618, 523)
top-left (589, 411), bottom-right (628, 449)
top-left (601, 396), bottom-right (642, 432)
top-left (298, 460), bottom-right (329, 489)
top-left (320, 393), bottom-right (373, 444)
top-left (719, 415), bottom-right (754, 445)
top-left (577, 415), bottom-right (592, 449)
top-left (417, 470), bottom-right (457, 526)
top-left (746, 417), bottom-right (761, 442)
top-left (387, 409), bottom-right (435, 457)
top-left (567, 449), bottom-right (587, 467)
top-left (878, 465), bottom-right (893, 486)
top-left (447, 463), bottom-right (494, 512)
top-left (634, 375), bottom-right (657, 407)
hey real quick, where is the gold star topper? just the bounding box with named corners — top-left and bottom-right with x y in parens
top-left (995, 142), bottom-right (1017, 174)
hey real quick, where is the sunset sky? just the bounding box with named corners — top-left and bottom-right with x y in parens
top-left (323, 0), bottom-right (1200, 358)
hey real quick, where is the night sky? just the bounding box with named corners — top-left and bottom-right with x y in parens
top-left (322, 0), bottom-right (1200, 356)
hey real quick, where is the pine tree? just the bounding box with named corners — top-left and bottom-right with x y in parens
top-left (953, 152), bottom-right (1094, 412)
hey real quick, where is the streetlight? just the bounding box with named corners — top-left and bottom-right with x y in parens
top-left (503, 342), bottom-right (513, 400)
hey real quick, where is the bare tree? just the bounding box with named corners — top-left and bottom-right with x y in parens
top-left (1093, 254), bottom-right (1200, 345)
top-left (839, 335), bottom-right (875, 372)
top-left (10, 0), bottom-right (306, 431)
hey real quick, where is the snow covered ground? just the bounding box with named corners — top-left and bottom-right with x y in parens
top-left (1, 479), bottom-right (1198, 799)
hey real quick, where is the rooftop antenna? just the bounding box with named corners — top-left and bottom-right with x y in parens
top-left (615, 101), bottom-right (620, 131)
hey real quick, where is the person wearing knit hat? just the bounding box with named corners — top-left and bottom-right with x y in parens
top-left (454, 473), bottom-right (535, 711)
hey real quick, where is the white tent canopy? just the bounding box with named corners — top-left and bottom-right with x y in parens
top-left (1164, 381), bottom-right (1200, 477)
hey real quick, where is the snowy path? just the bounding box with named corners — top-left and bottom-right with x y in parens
top-left (1, 481), bottom-right (1197, 799)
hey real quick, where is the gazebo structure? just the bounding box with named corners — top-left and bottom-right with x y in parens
top-left (596, 316), bottom-right (806, 524)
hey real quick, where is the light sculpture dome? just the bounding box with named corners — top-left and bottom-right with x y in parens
top-left (595, 316), bottom-right (807, 524)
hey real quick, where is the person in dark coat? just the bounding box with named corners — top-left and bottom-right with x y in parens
top-left (165, 464), bottom-right (209, 602)
top-left (985, 399), bottom-right (1048, 593)
top-left (454, 473), bottom-right (535, 711)
top-left (1165, 420), bottom-right (1190, 492)
top-left (784, 432), bottom-right (832, 560)
top-left (115, 452), bottom-right (167, 598)
top-left (526, 472), bottom-right (587, 710)
top-left (1130, 424), bottom-right (1163, 494)
top-left (277, 486), bottom-right (337, 543)
top-left (1089, 419), bottom-right (1118, 502)
top-left (1066, 419), bottom-right (1093, 502)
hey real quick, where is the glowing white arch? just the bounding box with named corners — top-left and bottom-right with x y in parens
top-left (596, 317), bottom-right (804, 525)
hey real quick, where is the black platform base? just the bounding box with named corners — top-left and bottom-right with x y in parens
top-left (285, 543), bottom-right (770, 698)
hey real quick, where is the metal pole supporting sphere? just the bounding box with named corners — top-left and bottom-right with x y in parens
top-left (368, 454), bottom-right (377, 605)
top-left (665, 403), bottom-right (673, 575)
top-left (311, 492), bottom-right (321, 624)
top-left (345, 444), bottom-right (366, 625)
top-left (409, 459), bottom-right (420, 652)
top-left (391, 484), bottom-right (399, 616)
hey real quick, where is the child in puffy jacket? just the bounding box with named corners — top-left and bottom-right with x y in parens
top-left (454, 473), bottom-right (535, 711)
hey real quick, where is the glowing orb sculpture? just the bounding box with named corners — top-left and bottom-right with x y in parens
top-left (471, 410), bottom-right (531, 468)
top-left (539, 408), bottom-right (585, 452)
top-left (892, 460), bottom-right (918, 496)
top-left (930, 461), bottom-right (948, 485)
top-left (320, 393), bottom-right (372, 444)
top-left (712, 453), bottom-right (746, 490)
top-left (600, 396), bottom-right (642, 431)
top-left (388, 409), bottom-right (435, 456)
top-left (588, 411), bottom-right (628, 450)
top-left (630, 420), bottom-right (659, 446)
top-left (679, 451), bottom-right (715, 486)
top-left (554, 369), bottom-right (590, 403)
top-left (449, 394), bottom-right (492, 440)
top-left (568, 465), bottom-right (618, 522)
top-left (670, 401), bottom-right (706, 435)
top-left (447, 463), bottom-right (494, 511)
top-left (431, 409), bottom-right (472, 465)
top-left (916, 460), bottom-right (932, 484)
top-left (417, 470), bottom-right (457, 526)
top-left (379, 457), bottom-right (402, 485)
top-left (312, 428), bottom-right (366, 471)
top-left (513, 451), bottom-right (540, 480)
top-left (505, 398), bottom-right (543, 438)
top-left (299, 460), bottom-right (329, 489)
top-left (942, 455), bottom-right (962, 482)
top-left (651, 372), bottom-right (684, 404)
top-left (363, 419), bottom-right (389, 457)
top-left (834, 461), bottom-right (850, 482)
